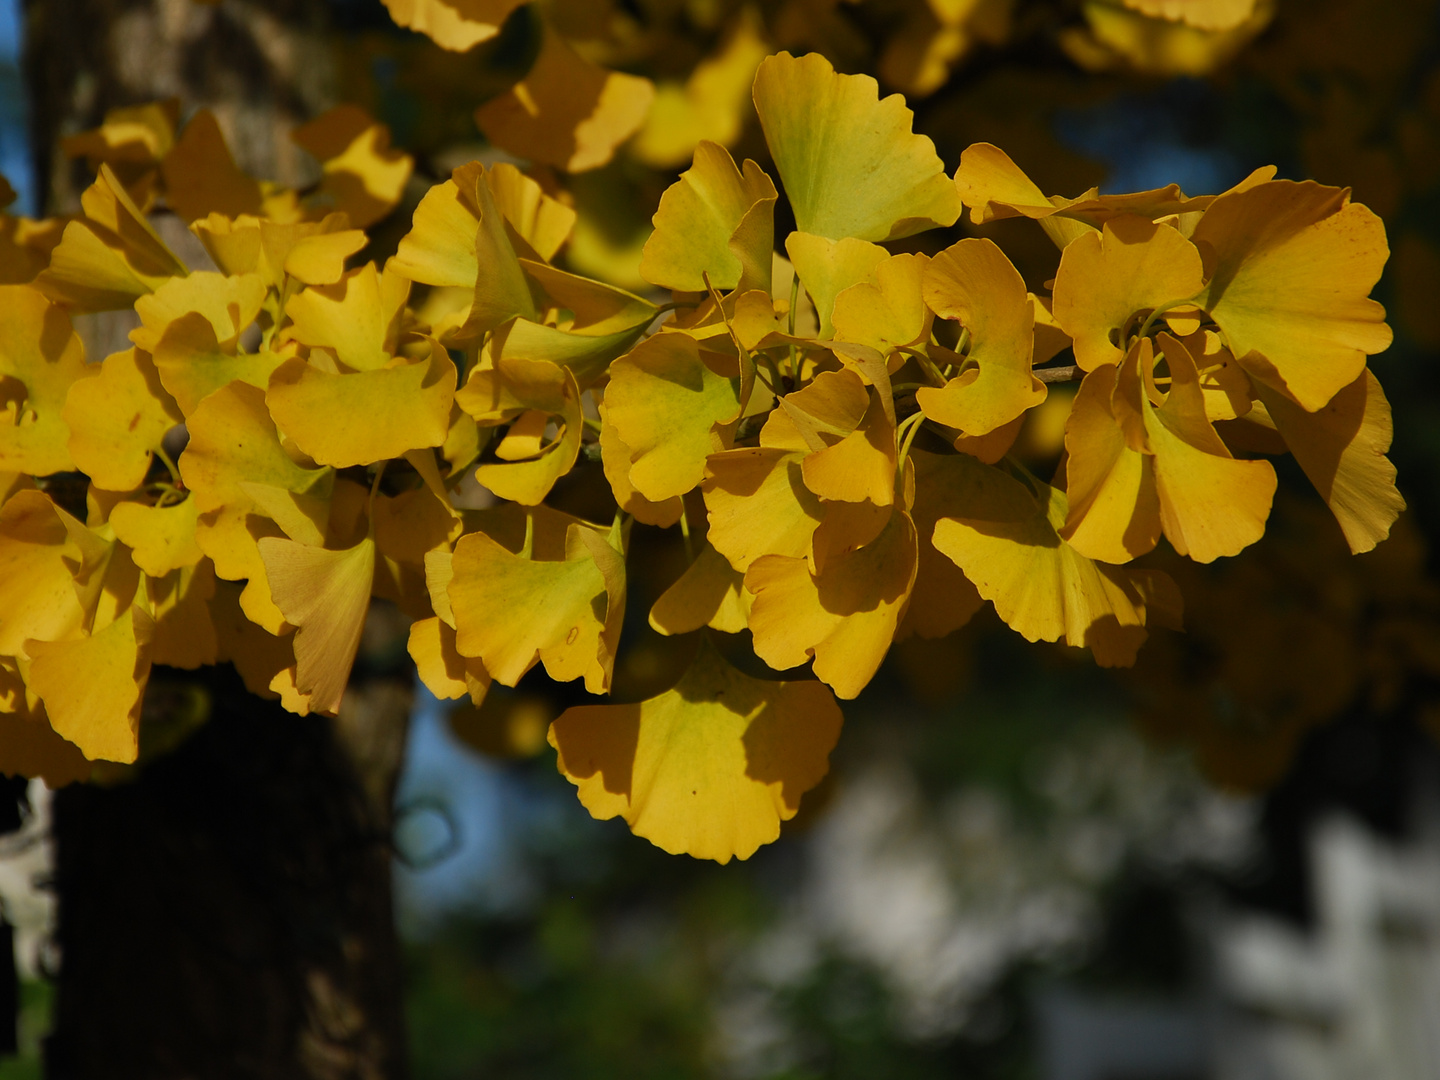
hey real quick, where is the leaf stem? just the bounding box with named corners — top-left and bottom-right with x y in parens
top-left (154, 444), bottom-right (182, 488)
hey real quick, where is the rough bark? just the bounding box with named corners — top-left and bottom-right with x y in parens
top-left (45, 665), bottom-right (412, 1080)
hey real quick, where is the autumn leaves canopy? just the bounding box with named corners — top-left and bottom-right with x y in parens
top-left (0, 51), bottom-right (1401, 862)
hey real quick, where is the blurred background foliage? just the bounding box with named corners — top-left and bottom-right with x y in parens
top-left (6, 0), bottom-right (1440, 1075)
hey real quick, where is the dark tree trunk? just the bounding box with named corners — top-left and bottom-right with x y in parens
top-left (45, 667), bottom-right (412, 1080)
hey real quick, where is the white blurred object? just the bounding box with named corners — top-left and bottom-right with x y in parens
top-left (0, 780), bottom-right (57, 980)
top-left (1213, 816), bottom-right (1440, 1080)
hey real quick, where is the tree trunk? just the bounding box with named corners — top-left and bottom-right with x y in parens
top-left (19, 2), bottom-right (414, 1074)
top-left (45, 666), bottom-right (412, 1079)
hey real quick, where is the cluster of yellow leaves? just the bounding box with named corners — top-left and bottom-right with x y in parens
top-left (0, 52), bottom-right (1400, 863)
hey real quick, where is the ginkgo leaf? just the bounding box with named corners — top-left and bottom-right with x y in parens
top-left (285, 262), bottom-right (411, 372)
top-left (640, 142), bottom-right (777, 293)
top-left (1146, 334), bottom-right (1276, 562)
top-left (110, 496), bottom-right (204, 577)
top-left (0, 687), bottom-right (90, 786)
top-left (799, 394), bottom-right (896, 507)
top-left (751, 51), bottom-right (960, 242)
top-left (1192, 180), bottom-right (1393, 412)
top-left (259, 535), bottom-right (376, 715)
top-left (26, 605), bottom-right (154, 763)
top-left (901, 450), bottom-right (984, 639)
top-left (599, 409), bottom-right (684, 528)
top-left (926, 450), bottom-right (1180, 666)
top-left (189, 214), bottom-right (264, 277)
top-left (703, 447), bottom-right (824, 571)
top-left (747, 506), bottom-right (917, 698)
top-left (0, 286), bottom-right (91, 476)
top-left (1061, 362), bottom-right (1161, 563)
top-left (604, 333), bottom-right (740, 502)
top-left (408, 615), bottom-right (490, 703)
top-left (457, 355), bottom-right (582, 505)
top-left (131, 270), bottom-right (266, 353)
top-left (448, 517), bottom-right (623, 693)
top-left (266, 343), bottom-right (455, 468)
top-left (263, 219), bottom-right (368, 287)
top-left (486, 162), bottom-right (576, 261)
top-left (161, 110), bottom-right (264, 223)
top-left (832, 253), bottom-right (932, 360)
top-left (379, 0), bottom-right (525, 51)
top-left (146, 559), bottom-right (218, 670)
top-left (649, 540), bottom-right (751, 636)
top-left (784, 233), bottom-right (889, 339)
top-left (61, 99), bottom-right (177, 176)
top-left (1052, 216), bottom-right (1205, 371)
top-left (474, 26), bottom-right (654, 173)
top-left (549, 639), bottom-right (842, 863)
top-left (0, 491), bottom-right (89, 654)
top-left (151, 312), bottom-right (287, 415)
top-left (484, 313), bottom-right (651, 389)
top-left (916, 239), bottom-right (1046, 436)
top-left (1257, 372), bottom-right (1404, 554)
top-left (291, 105), bottom-right (413, 229)
top-left (179, 382), bottom-right (333, 631)
top-left (63, 347), bottom-right (182, 490)
top-left (37, 165), bottom-right (187, 310)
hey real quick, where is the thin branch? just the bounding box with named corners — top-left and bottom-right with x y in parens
top-left (1035, 365), bottom-right (1081, 384)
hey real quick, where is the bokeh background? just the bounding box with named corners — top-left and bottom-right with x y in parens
top-left (5, 1), bottom-right (1440, 1077)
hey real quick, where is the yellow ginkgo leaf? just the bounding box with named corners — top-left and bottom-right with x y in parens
top-left (146, 559), bottom-right (218, 670)
top-left (408, 614), bottom-right (490, 703)
top-left (292, 105), bottom-right (413, 229)
top-left (598, 409), bottom-right (684, 528)
top-left (110, 495), bottom-right (204, 577)
top-left (0, 678), bottom-right (90, 785)
top-left (37, 165), bottom-right (187, 311)
top-left (1061, 362), bottom-right (1161, 564)
top-left (448, 517), bottom-right (623, 693)
top-left (1052, 216), bottom-right (1205, 371)
top-left (703, 447), bottom-right (824, 571)
top-left (62, 99), bottom-right (177, 177)
top-left (259, 534), bottom-right (376, 715)
top-left (0, 286), bottom-right (91, 476)
top-left (926, 450), bottom-right (1180, 666)
top-left (474, 26), bottom-right (655, 173)
top-left (799, 393), bottom-right (896, 507)
top-left (189, 213), bottom-right (263, 277)
top-left (1068, 0), bottom-right (1272, 77)
top-left (900, 449), bottom-right (984, 639)
top-left (1145, 334), bottom-right (1276, 562)
top-left (161, 110), bottom-right (264, 224)
top-left (916, 239), bottom-right (1046, 437)
top-left (776, 369), bottom-right (870, 452)
top-left (63, 348), bottom-right (182, 490)
top-left (549, 639), bottom-right (842, 863)
top-left (1257, 371), bottom-right (1404, 554)
top-left (486, 162), bottom-right (576, 261)
top-left (604, 333), bottom-right (740, 502)
top-left (0, 491), bottom-right (90, 654)
top-left (747, 506), bottom-right (917, 698)
top-left (26, 605), bottom-right (154, 764)
top-left (131, 271), bottom-right (266, 353)
top-left (784, 233), bottom-right (889, 340)
top-left (379, 0), bottom-right (525, 51)
top-left (264, 219), bottom-right (368, 287)
top-left (832, 253), bottom-right (933, 360)
top-left (285, 262), bottom-right (411, 372)
top-left (151, 312), bottom-right (287, 415)
top-left (1192, 180), bottom-right (1393, 412)
top-left (751, 51), bottom-right (960, 242)
top-left (266, 343), bottom-right (455, 468)
top-left (649, 540), bottom-right (751, 636)
top-left (639, 142), bottom-right (777, 293)
top-left (457, 354), bottom-right (581, 505)
top-left (179, 382), bottom-right (333, 631)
